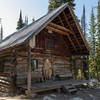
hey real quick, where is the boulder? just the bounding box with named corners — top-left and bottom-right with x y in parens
top-left (70, 97), bottom-right (83, 100)
top-left (43, 96), bottom-right (56, 100)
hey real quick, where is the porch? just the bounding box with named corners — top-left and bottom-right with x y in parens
top-left (17, 79), bottom-right (89, 93)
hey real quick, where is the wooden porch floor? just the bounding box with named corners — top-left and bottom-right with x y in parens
top-left (18, 79), bottom-right (89, 93)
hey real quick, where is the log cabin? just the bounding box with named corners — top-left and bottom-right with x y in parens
top-left (0, 3), bottom-right (90, 93)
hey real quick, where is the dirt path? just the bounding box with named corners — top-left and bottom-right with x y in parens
top-left (0, 88), bottom-right (100, 100)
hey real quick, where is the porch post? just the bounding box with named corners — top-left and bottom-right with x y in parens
top-left (27, 47), bottom-right (31, 94)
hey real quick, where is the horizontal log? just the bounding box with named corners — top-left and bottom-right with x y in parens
top-left (0, 77), bottom-right (12, 83)
top-left (54, 63), bottom-right (70, 66)
top-left (5, 56), bottom-right (15, 58)
top-left (4, 69), bottom-right (15, 73)
top-left (17, 64), bottom-right (28, 68)
top-left (0, 73), bottom-right (11, 77)
top-left (17, 51), bottom-right (70, 60)
top-left (4, 63), bottom-right (15, 67)
top-left (0, 89), bottom-right (9, 93)
top-left (53, 56), bottom-right (70, 60)
top-left (53, 60), bottom-right (70, 64)
top-left (53, 65), bottom-right (70, 67)
top-left (17, 57), bottom-right (27, 60)
top-left (17, 52), bottom-right (28, 56)
top-left (48, 22), bottom-right (73, 34)
top-left (0, 84), bottom-right (10, 88)
top-left (54, 67), bottom-right (70, 70)
top-left (38, 65), bottom-right (43, 68)
top-left (0, 81), bottom-right (11, 86)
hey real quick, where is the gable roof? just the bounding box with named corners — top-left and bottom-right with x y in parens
top-left (0, 3), bottom-right (68, 51)
top-left (0, 3), bottom-right (89, 55)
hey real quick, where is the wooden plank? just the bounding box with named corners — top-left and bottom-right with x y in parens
top-left (17, 79), bottom-right (89, 93)
top-left (32, 86), bottom-right (61, 93)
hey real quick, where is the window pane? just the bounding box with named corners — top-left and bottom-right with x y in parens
top-left (31, 59), bottom-right (38, 71)
top-left (48, 40), bottom-right (54, 48)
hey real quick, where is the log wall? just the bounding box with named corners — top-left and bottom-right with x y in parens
top-left (4, 56), bottom-right (16, 73)
top-left (0, 54), bottom-right (16, 73)
top-left (53, 56), bottom-right (71, 74)
top-left (0, 51), bottom-right (71, 77)
top-left (15, 51), bottom-right (71, 77)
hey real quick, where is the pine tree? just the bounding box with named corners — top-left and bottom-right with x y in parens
top-left (88, 8), bottom-right (97, 78)
top-left (25, 16), bottom-right (28, 25)
top-left (0, 25), bottom-right (3, 41)
top-left (81, 5), bottom-right (87, 39)
top-left (32, 17), bottom-right (35, 22)
top-left (48, 0), bottom-right (75, 12)
top-left (0, 18), bottom-right (3, 41)
top-left (16, 10), bottom-right (25, 30)
top-left (96, 0), bottom-right (100, 80)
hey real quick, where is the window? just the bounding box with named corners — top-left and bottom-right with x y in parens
top-left (47, 39), bottom-right (54, 49)
top-left (31, 59), bottom-right (38, 71)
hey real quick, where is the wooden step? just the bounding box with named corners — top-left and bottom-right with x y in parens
top-left (68, 88), bottom-right (77, 93)
top-left (62, 85), bottom-right (77, 93)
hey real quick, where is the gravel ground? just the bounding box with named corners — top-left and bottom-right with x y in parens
top-left (0, 88), bottom-right (100, 100)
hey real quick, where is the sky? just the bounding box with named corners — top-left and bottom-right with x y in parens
top-left (0, 0), bottom-right (98, 39)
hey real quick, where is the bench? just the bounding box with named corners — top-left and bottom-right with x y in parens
top-left (55, 72), bottom-right (73, 80)
top-left (16, 72), bottom-right (43, 85)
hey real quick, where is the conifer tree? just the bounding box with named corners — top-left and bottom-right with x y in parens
top-left (96, 0), bottom-right (100, 80)
top-left (16, 10), bottom-right (25, 30)
top-left (25, 16), bottom-right (28, 25)
top-left (81, 5), bottom-right (89, 79)
top-left (81, 5), bottom-right (87, 39)
top-left (32, 18), bottom-right (35, 22)
top-left (48, 0), bottom-right (75, 12)
top-left (0, 18), bottom-right (3, 41)
top-left (0, 25), bottom-right (3, 41)
top-left (88, 8), bottom-right (97, 78)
